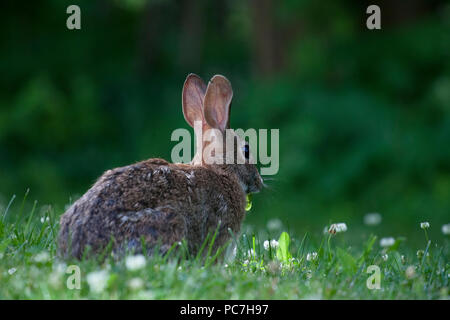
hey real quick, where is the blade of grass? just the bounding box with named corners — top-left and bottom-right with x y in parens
top-left (2, 194), bottom-right (16, 222)
top-left (16, 188), bottom-right (30, 225)
top-left (24, 200), bottom-right (38, 235)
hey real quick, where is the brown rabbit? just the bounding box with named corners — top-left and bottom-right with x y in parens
top-left (58, 74), bottom-right (264, 259)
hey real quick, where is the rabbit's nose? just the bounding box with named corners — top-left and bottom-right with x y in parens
top-left (257, 176), bottom-right (266, 189)
top-left (261, 176), bottom-right (269, 189)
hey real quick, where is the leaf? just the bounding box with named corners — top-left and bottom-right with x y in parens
top-left (337, 247), bottom-right (357, 274)
top-left (358, 235), bottom-right (377, 265)
top-left (390, 251), bottom-right (403, 273)
top-left (245, 194), bottom-right (253, 212)
top-left (276, 232), bottom-right (292, 262)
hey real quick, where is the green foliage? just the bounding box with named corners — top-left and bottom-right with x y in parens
top-left (276, 232), bottom-right (292, 263)
top-left (0, 202), bottom-right (448, 299)
top-left (336, 247), bottom-right (357, 274)
top-left (0, 1), bottom-right (449, 257)
top-left (359, 235), bottom-right (377, 264)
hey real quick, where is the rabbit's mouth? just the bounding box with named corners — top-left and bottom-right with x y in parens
top-left (248, 175), bottom-right (265, 194)
top-left (240, 182), bottom-right (248, 194)
top-left (241, 177), bottom-right (264, 194)
top-left (247, 185), bottom-right (261, 194)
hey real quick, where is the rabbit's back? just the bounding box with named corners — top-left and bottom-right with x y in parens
top-left (58, 158), bottom-right (246, 259)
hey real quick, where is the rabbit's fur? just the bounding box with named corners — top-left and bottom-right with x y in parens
top-left (58, 74), bottom-right (263, 259)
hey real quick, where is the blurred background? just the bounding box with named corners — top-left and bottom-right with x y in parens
top-left (1, 0), bottom-right (449, 243)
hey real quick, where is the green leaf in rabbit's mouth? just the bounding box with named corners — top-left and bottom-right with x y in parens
top-left (245, 193), bottom-right (253, 212)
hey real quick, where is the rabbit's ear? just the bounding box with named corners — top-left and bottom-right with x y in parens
top-left (182, 73), bottom-right (207, 127)
top-left (203, 75), bottom-right (233, 132)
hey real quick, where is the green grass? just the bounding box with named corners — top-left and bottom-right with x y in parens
top-left (0, 195), bottom-right (448, 300)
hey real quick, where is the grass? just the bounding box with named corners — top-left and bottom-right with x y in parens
top-left (0, 194), bottom-right (448, 300)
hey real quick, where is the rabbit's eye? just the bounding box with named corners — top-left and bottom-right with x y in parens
top-left (243, 144), bottom-right (250, 159)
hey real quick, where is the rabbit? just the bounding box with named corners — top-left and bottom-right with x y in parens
top-left (58, 74), bottom-right (264, 260)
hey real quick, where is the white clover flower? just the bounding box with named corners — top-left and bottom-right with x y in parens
top-left (380, 237), bottom-right (395, 247)
top-left (306, 252), bottom-right (318, 261)
top-left (416, 250), bottom-right (424, 258)
top-left (247, 249), bottom-right (256, 257)
top-left (405, 266), bottom-right (416, 279)
top-left (48, 271), bottom-right (62, 289)
top-left (86, 270), bottom-right (109, 293)
top-left (270, 240), bottom-right (279, 249)
top-left (263, 239), bottom-right (279, 250)
top-left (33, 251), bottom-right (50, 263)
top-left (328, 223), bottom-right (347, 234)
top-left (382, 254), bottom-right (388, 261)
top-left (53, 262), bottom-right (67, 272)
top-left (127, 277), bottom-right (144, 291)
top-left (49, 263), bottom-right (67, 289)
top-left (441, 224), bottom-right (450, 235)
top-left (267, 218), bottom-right (282, 231)
top-left (416, 250), bottom-right (429, 259)
top-left (125, 254), bottom-right (146, 271)
top-left (364, 213), bottom-right (382, 226)
top-left (8, 267), bottom-right (17, 275)
top-left (40, 216), bottom-right (50, 224)
top-left (420, 222), bottom-right (430, 229)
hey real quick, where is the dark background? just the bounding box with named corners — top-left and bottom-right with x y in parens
top-left (1, 0), bottom-right (449, 242)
